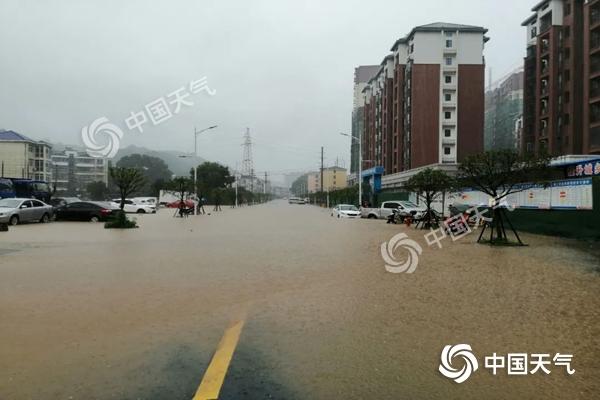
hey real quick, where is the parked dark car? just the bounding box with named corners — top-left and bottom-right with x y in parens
top-left (49, 197), bottom-right (82, 212)
top-left (54, 201), bottom-right (117, 222)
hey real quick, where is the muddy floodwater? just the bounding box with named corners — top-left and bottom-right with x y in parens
top-left (0, 201), bottom-right (599, 399)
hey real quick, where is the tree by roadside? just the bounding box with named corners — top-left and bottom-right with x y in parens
top-left (457, 150), bottom-right (551, 245)
top-left (193, 162), bottom-right (235, 197)
top-left (403, 168), bottom-right (455, 229)
top-left (109, 167), bottom-right (146, 211)
top-left (116, 154), bottom-right (173, 196)
top-left (86, 181), bottom-right (108, 201)
top-left (165, 177), bottom-right (194, 214)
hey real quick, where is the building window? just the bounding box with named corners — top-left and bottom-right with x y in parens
top-left (564, 1), bottom-right (571, 16)
top-left (445, 31), bottom-right (453, 38)
top-left (445, 111), bottom-right (452, 120)
top-left (445, 57), bottom-right (453, 66)
top-left (445, 75), bottom-right (452, 84)
top-left (446, 39), bottom-right (453, 48)
top-left (445, 93), bottom-right (452, 102)
top-left (444, 129), bottom-right (452, 137)
top-left (444, 147), bottom-right (451, 155)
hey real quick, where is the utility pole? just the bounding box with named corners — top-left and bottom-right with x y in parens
top-left (320, 147), bottom-right (324, 194)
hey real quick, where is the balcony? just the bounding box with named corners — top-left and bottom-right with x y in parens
top-left (540, 14), bottom-right (552, 34)
top-left (540, 39), bottom-right (550, 55)
top-left (591, 8), bottom-right (600, 28)
top-left (591, 106), bottom-right (600, 124)
top-left (592, 59), bottom-right (600, 77)
top-left (590, 81), bottom-right (600, 100)
top-left (443, 47), bottom-right (457, 55)
top-left (591, 34), bottom-right (600, 54)
top-left (442, 136), bottom-right (456, 145)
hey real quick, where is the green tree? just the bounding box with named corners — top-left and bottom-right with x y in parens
top-left (109, 167), bottom-right (146, 210)
top-left (166, 177), bottom-right (193, 214)
top-left (117, 154), bottom-right (172, 196)
top-left (193, 162), bottom-right (235, 197)
top-left (404, 168), bottom-right (455, 229)
top-left (86, 181), bottom-right (108, 201)
top-left (458, 150), bottom-right (551, 245)
top-left (291, 174), bottom-right (309, 196)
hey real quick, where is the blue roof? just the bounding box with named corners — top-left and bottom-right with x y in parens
top-left (0, 130), bottom-right (35, 142)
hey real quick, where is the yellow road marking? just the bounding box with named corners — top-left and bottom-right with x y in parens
top-left (193, 319), bottom-right (245, 400)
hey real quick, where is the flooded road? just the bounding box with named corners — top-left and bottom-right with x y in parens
top-left (1, 200), bottom-right (599, 399)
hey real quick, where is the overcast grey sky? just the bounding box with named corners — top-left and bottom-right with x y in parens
top-left (0, 0), bottom-right (532, 178)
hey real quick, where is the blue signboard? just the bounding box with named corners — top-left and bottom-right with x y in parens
top-left (566, 159), bottom-right (600, 178)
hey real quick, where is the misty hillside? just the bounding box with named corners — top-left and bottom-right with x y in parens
top-left (114, 145), bottom-right (205, 176)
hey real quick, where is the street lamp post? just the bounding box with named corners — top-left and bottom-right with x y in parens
top-left (193, 125), bottom-right (218, 213)
top-left (180, 125), bottom-right (218, 214)
top-left (340, 132), bottom-right (362, 207)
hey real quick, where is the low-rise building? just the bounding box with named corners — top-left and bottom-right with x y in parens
top-left (50, 147), bottom-right (109, 194)
top-left (307, 167), bottom-right (348, 193)
top-left (0, 130), bottom-right (52, 181)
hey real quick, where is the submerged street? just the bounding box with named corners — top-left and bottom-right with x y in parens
top-left (1, 201), bottom-right (599, 399)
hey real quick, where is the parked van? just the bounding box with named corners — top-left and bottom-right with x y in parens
top-left (0, 178), bottom-right (15, 199)
top-left (1, 179), bottom-right (51, 203)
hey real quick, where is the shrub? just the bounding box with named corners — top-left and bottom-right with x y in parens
top-left (104, 211), bottom-right (138, 229)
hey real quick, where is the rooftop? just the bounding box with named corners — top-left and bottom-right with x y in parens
top-left (354, 65), bottom-right (380, 84)
top-left (0, 130), bottom-right (36, 143)
top-left (531, 0), bottom-right (550, 12)
top-left (390, 22), bottom-right (488, 50)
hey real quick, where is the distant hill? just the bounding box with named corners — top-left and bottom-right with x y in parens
top-left (114, 145), bottom-right (205, 176)
top-left (44, 142), bottom-right (207, 177)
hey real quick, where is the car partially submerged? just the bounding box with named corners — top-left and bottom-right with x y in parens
top-left (332, 204), bottom-right (361, 218)
top-left (0, 198), bottom-right (54, 225)
top-left (110, 199), bottom-right (157, 214)
top-left (54, 201), bottom-right (118, 222)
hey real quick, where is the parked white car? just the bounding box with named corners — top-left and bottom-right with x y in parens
top-left (131, 197), bottom-right (158, 206)
top-left (110, 199), bottom-right (156, 214)
top-left (0, 198), bottom-right (54, 225)
top-left (331, 204), bottom-right (361, 218)
top-left (361, 200), bottom-right (426, 219)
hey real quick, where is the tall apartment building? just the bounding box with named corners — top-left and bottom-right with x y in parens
top-left (522, 0), bottom-right (600, 156)
top-left (361, 23), bottom-right (488, 179)
top-left (484, 69), bottom-right (525, 151)
top-left (350, 66), bottom-right (380, 178)
top-left (0, 130), bottom-right (52, 181)
top-left (50, 147), bottom-right (108, 194)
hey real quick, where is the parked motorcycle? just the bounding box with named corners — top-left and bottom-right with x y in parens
top-left (386, 209), bottom-right (410, 225)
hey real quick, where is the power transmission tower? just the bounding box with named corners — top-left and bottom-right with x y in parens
top-left (241, 128), bottom-right (254, 192)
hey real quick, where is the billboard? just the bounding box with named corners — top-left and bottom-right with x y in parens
top-left (455, 178), bottom-right (593, 211)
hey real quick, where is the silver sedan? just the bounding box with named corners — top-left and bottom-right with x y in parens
top-left (0, 198), bottom-right (54, 225)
